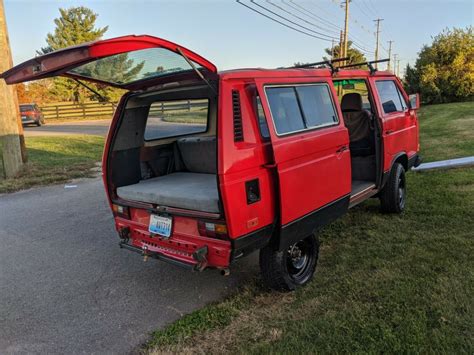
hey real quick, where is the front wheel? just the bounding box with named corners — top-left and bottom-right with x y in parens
top-left (380, 162), bottom-right (406, 213)
top-left (259, 234), bottom-right (319, 291)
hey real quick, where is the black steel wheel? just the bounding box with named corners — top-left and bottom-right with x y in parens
top-left (259, 234), bottom-right (319, 291)
top-left (380, 162), bottom-right (406, 213)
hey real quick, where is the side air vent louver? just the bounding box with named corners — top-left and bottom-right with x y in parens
top-left (232, 90), bottom-right (244, 142)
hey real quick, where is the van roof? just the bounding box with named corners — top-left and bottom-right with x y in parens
top-left (219, 68), bottom-right (395, 80)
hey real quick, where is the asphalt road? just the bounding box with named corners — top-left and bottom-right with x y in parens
top-left (23, 120), bottom-right (205, 138)
top-left (23, 120), bottom-right (112, 137)
top-left (0, 178), bottom-right (258, 354)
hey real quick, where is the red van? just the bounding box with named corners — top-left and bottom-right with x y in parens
top-left (2, 35), bottom-right (421, 290)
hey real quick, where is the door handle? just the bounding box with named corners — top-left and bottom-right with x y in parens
top-left (336, 146), bottom-right (349, 153)
top-left (262, 163), bottom-right (277, 169)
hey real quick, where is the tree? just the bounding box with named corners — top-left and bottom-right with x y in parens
top-left (405, 27), bottom-right (473, 104)
top-left (403, 64), bottom-right (419, 95)
top-left (324, 41), bottom-right (366, 67)
top-left (38, 7), bottom-right (107, 55)
top-left (37, 7), bottom-right (135, 103)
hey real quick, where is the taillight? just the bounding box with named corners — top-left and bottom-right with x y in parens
top-left (198, 221), bottom-right (228, 239)
top-left (112, 204), bottom-right (130, 219)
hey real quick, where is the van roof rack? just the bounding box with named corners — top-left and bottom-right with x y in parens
top-left (338, 58), bottom-right (390, 74)
top-left (290, 57), bottom-right (350, 74)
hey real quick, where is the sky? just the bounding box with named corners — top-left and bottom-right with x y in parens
top-left (4, 0), bottom-right (473, 73)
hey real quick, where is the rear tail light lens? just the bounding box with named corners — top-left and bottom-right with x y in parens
top-left (198, 221), bottom-right (228, 239)
top-left (112, 204), bottom-right (130, 219)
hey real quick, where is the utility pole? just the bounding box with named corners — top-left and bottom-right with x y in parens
top-left (0, 0), bottom-right (25, 178)
top-left (387, 40), bottom-right (394, 71)
top-left (331, 39), bottom-right (335, 61)
top-left (373, 18), bottom-right (384, 69)
top-left (397, 59), bottom-right (401, 77)
top-left (342, 0), bottom-right (350, 65)
top-left (393, 53), bottom-right (398, 76)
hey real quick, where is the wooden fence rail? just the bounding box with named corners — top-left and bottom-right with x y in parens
top-left (40, 100), bottom-right (207, 120)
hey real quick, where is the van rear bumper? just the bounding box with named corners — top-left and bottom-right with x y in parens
top-left (115, 217), bottom-right (232, 270)
top-left (119, 240), bottom-right (198, 270)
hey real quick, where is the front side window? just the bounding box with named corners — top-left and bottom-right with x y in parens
top-left (144, 99), bottom-right (208, 140)
top-left (375, 80), bottom-right (405, 114)
top-left (333, 79), bottom-right (372, 110)
top-left (265, 84), bottom-right (338, 135)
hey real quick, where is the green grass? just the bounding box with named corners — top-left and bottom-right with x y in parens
top-left (0, 135), bottom-right (104, 193)
top-left (418, 101), bottom-right (474, 162)
top-left (161, 110), bottom-right (208, 124)
top-left (146, 102), bottom-right (474, 354)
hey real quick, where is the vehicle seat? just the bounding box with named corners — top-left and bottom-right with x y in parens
top-left (117, 136), bottom-right (219, 213)
top-left (341, 93), bottom-right (374, 156)
top-left (176, 136), bottom-right (216, 174)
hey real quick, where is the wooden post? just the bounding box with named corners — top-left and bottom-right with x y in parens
top-left (0, 0), bottom-right (25, 178)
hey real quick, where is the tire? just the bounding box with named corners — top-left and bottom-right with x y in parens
top-left (380, 162), bottom-right (406, 213)
top-left (259, 234), bottom-right (319, 291)
top-left (36, 119), bottom-right (42, 127)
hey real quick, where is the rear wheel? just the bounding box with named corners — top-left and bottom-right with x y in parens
top-left (259, 234), bottom-right (319, 291)
top-left (380, 162), bottom-right (406, 213)
top-left (36, 119), bottom-right (42, 127)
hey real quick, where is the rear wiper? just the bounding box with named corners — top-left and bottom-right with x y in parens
top-left (176, 47), bottom-right (217, 95)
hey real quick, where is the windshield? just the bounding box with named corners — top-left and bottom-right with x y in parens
top-left (67, 47), bottom-right (203, 85)
top-left (20, 105), bottom-right (34, 112)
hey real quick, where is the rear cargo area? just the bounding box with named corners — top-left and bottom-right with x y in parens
top-left (116, 137), bottom-right (219, 213)
top-left (108, 85), bottom-right (220, 214)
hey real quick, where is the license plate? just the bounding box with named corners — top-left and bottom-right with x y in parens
top-left (149, 214), bottom-right (172, 238)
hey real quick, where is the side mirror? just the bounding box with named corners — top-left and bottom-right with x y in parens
top-left (408, 93), bottom-right (420, 110)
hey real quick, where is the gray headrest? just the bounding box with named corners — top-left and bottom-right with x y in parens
top-left (341, 93), bottom-right (363, 112)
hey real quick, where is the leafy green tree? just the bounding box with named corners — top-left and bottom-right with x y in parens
top-left (324, 41), bottom-right (367, 67)
top-left (293, 42), bottom-right (366, 68)
top-left (38, 7), bottom-right (143, 103)
top-left (38, 7), bottom-right (108, 55)
top-left (403, 64), bottom-right (420, 95)
top-left (405, 27), bottom-right (473, 103)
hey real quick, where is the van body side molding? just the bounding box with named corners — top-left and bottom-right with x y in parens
top-left (277, 194), bottom-right (350, 251)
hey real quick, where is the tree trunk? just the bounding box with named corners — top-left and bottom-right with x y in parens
top-left (0, 0), bottom-right (25, 178)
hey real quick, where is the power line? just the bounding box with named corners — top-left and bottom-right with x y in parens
top-left (286, 0), bottom-right (342, 32)
top-left (286, 0), bottom-right (375, 54)
top-left (235, 0), bottom-right (334, 42)
top-left (267, 0), bottom-right (340, 36)
top-left (249, 1), bottom-right (338, 40)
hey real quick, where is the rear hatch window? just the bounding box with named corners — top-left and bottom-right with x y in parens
top-left (68, 48), bottom-right (204, 86)
top-left (144, 98), bottom-right (209, 140)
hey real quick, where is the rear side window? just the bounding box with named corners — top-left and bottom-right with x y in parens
top-left (375, 80), bottom-right (407, 114)
top-left (256, 96), bottom-right (270, 139)
top-left (265, 84), bottom-right (338, 135)
top-left (144, 99), bottom-right (208, 140)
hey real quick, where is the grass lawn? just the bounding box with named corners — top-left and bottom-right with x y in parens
top-left (0, 135), bottom-right (104, 194)
top-left (418, 101), bottom-right (474, 162)
top-left (146, 102), bottom-right (474, 354)
top-left (161, 110), bottom-right (208, 124)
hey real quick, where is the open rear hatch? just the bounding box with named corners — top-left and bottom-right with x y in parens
top-left (0, 35), bottom-right (217, 90)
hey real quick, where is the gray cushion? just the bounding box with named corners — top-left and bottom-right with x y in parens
top-left (177, 137), bottom-right (216, 174)
top-left (116, 172), bottom-right (219, 213)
